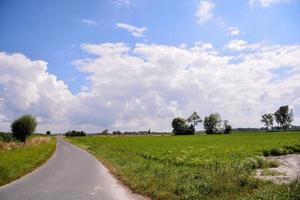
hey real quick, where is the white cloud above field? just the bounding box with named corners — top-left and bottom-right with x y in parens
top-left (116, 23), bottom-right (148, 38)
top-left (228, 27), bottom-right (240, 36)
top-left (110, 0), bottom-right (131, 6)
top-left (0, 52), bottom-right (73, 132)
top-left (249, 0), bottom-right (291, 7)
top-left (1, 40), bottom-right (300, 132)
top-left (196, 0), bottom-right (215, 24)
top-left (81, 19), bottom-right (98, 26)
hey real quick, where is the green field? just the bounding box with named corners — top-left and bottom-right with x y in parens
top-left (68, 132), bottom-right (300, 200)
top-left (0, 136), bottom-right (56, 186)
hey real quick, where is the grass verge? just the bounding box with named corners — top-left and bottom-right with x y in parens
top-left (0, 136), bottom-right (56, 186)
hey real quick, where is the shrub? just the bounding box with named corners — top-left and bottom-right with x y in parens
top-left (243, 157), bottom-right (259, 169)
top-left (0, 132), bottom-right (15, 142)
top-left (284, 145), bottom-right (300, 153)
top-left (262, 149), bottom-right (270, 157)
top-left (65, 130), bottom-right (86, 137)
top-left (270, 147), bottom-right (288, 156)
top-left (11, 115), bottom-right (37, 142)
top-left (46, 130), bottom-right (51, 135)
top-left (268, 160), bottom-right (280, 168)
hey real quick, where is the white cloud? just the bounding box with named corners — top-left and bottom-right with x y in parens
top-left (1, 41), bottom-right (300, 132)
top-left (0, 52), bottom-right (73, 132)
top-left (228, 27), bottom-right (240, 36)
top-left (195, 0), bottom-right (215, 24)
top-left (116, 23), bottom-right (148, 38)
top-left (225, 39), bottom-right (262, 51)
top-left (249, 0), bottom-right (291, 7)
top-left (81, 19), bottom-right (98, 26)
top-left (110, 0), bottom-right (131, 6)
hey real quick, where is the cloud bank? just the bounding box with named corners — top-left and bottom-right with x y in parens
top-left (1, 41), bottom-right (300, 132)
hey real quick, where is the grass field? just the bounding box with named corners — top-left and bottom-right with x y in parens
top-left (0, 136), bottom-right (56, 186)
top-left (68, 132), bottom-right (300, 200)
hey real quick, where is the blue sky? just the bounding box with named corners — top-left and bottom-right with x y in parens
top-left (0, 0), bottom-right (300, 132)
top-left (1, 0), bottom-right (299, 93)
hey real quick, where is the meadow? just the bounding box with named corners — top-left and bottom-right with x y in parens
top-left (68, 132), bottom-right (300, 200)
top-left (0, 136), bottom-right (56, 186)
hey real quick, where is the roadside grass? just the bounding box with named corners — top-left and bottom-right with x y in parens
top-left (0, 136), bottom-right (56, 186)
top-left (67, 132), bottom-right (300, 200)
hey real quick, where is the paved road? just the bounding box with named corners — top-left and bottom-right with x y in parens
top-left (0, 138), bottom-right (147, 200)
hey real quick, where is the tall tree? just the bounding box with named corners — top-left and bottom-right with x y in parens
top-left (172, 117), bottom-right (195, 135)
top-left (274, 105), bottom-right (293, 130)
top-left (203, 113), bottom-right (222, 134)
top-left (261, 113), bottom-right (274, 131)
top-left (187, 112), bottom-right (203, 128)
top-left (223, 120), bottom-right (232, 134)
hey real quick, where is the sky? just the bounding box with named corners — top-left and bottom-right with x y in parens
top-left (0, 0), bottom-right (300, 133)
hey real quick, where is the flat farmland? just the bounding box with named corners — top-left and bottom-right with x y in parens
top-left (68, 132), bottom-right (300, 200)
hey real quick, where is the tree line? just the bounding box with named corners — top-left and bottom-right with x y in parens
top-left (172, 112), bottom-right (232, 135)
top-left (261, 105), bottom-right (293, 131)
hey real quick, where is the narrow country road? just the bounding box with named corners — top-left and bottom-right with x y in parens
top-left (0, 138), bottom-right (147, 200)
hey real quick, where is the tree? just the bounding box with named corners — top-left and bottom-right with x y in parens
top-left (46, 130), bottom-right (51, 135)
top-left (223, 120), bottom-right (232, 134)
top-left (274, 105), bottom-right (293, 130)
top-left (187, 112), bottom-right (203, 129)
top-left (203, 113), bottom-right (222, 134)
top-left (11, 115), bottom-right (37, 142)
top-left (172, 117), bottom-right (195, 135)
top-left (261, 113), bottom-right (274, 131)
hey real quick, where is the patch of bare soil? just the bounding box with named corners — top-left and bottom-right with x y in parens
top-left (256, 154), bottom-right (300, 183)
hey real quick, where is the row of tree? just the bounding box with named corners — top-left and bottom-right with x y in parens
top-left (261, 105), bottom-right (293, 131)
top-left (172, 112), bottom-right (232, 135)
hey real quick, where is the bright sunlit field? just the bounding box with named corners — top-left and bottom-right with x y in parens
top-left (68, 132), bottom-right (300, 200)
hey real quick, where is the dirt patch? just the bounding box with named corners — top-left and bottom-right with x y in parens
top-left (256, 154), bottom-right (300, 183)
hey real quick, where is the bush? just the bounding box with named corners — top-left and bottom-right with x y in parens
top-left (270, 147), bottom-right (288, 156)
top-left (0, 132), bottom-right (15, 142)
top-left (262, 149), bottom-right (270, 156)
top-left (243, 157), bottom-right (259, 169)
top-left (65, 130), bottom-right (86, 137)
top-left (172, 118), bottom-right (195, 135)
top-left (46, 130), bottom-right (51, 135)
top-left (11, 115), bottom-right (37, 142)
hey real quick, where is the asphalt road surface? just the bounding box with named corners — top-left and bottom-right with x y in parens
top-left (0, 138), bottom-right (147, 200)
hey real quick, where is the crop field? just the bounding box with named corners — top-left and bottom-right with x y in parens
top-left (68, 132), bottom-right (300, 200)
top-left (0, 136), bottom-right (56, 186)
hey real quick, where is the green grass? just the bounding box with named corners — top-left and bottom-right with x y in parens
top-left (68, 132), bottom-right (300, 200)
top-left (0, 136), bottom-right (56, 186)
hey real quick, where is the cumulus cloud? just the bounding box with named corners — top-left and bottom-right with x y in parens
top-left (73, 42), bottom-right (300, 131)
top-left (228, 27), bottom-right (240, 36)
top-left (0, 52), bottom-right (73, 132)
top-left (249, 0), bottom-right (291, 7)
top-left (225, 39), bottom-right (262, 51)
top-left (81, 19), bottom-right (98, 26)
top-left (196, 0), bottom-right (215, 24)
top-left (1, 41), bottom-right (300, 132)
top-left (116, 23), bottom-right (148, 38)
